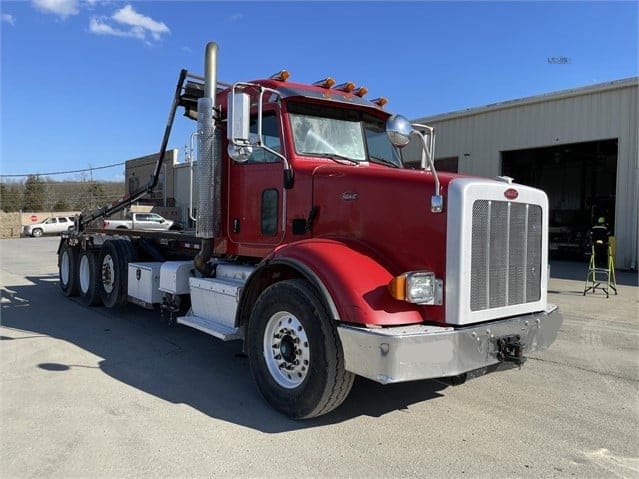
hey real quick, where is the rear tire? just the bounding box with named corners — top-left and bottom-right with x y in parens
top-left (59, 241), bottom-right (79, 297)
top-left (247, 279), bottom-right (354, 419)
top-left (98, 239), bottom-right (135, 308)
top-left (78, 249), bottom-right (102, 306)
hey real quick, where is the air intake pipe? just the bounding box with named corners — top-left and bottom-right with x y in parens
top-left (194, 42), bottom-right (221, 276)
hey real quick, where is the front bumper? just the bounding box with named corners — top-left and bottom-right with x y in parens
top-left (337, 304), bottom-right (562, 384)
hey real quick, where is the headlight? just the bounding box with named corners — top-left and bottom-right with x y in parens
top-left (388, 271), bottom-right (442, 305)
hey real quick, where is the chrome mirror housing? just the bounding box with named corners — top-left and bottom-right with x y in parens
top-left (386, 114), bottom-right (414, 148)
top-left (227, 91), bottom-right (251, 144)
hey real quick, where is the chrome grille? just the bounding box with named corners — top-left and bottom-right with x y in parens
top-left (470, 200), bottom-right (542, 312)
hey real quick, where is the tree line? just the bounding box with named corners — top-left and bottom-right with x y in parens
top-left (0, 175), bottom-right (125, 213)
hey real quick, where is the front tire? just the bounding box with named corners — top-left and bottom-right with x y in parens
top-left (32, 228), bottom-right (43, 237)
top-left (59, 241), bottom-right (79, 297)
top-left (247, 279), bottom-right (354, 419)
top-left (78, 249), bottom-right (102, 306)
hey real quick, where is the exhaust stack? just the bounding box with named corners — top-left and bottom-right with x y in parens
top-left (194, 42), bottom-right (221, 275)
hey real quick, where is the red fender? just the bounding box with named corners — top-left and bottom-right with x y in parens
top-left (267, 238), bottom-right (429, 326)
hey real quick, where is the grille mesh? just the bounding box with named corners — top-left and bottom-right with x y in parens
top-left (470, 200), bottom-right (542, 312)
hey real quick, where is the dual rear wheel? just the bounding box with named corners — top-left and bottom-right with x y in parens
top-left (59, 239), bottom-right (135, 308)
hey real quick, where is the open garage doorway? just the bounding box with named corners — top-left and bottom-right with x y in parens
top-left (502, 139), bottom-right (617, 259)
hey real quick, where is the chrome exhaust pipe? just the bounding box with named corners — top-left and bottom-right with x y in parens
top-left (194, 42), bottom-right (220, 275)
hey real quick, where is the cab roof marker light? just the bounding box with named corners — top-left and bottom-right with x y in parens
top-left (334, 81), bottom-right (356, 92)
top-left (269, 70), bottom-right (290, 82)
top-left (313, 77), bottom-right (336, 88)
top-left (372, 97), bottom-right (388, 107)
top-left (355, 86), bottom-right (368, 97)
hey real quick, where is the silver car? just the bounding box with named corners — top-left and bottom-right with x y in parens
top-left (23, 216), bottom-right (75, 237)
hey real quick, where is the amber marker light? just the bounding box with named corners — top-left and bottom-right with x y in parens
top-left (371, 97), bottom-right (388, 107)
top-left (388, 274), bottom-right (407, 301)
top-left (270, 70), bottom-right (290, 81)
top-left (313, 77), bottom-right (336, 88)
top-left (334, 81), bottom-right (356, 92)
top-left (355, 86), bottom-right (368, 97)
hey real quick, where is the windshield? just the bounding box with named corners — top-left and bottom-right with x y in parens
top-left (288, 102), bottom-right (403, 167)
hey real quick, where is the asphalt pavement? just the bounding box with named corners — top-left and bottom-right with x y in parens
top-left (1, 237), bottom-right (638, 478)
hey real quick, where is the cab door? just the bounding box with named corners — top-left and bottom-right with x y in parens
top-left (227, 111), bottom-right (285, 253)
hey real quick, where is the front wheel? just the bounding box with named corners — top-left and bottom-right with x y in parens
top-left (247, 279), bottom-right (354, 419)
top-left (32, 228), bottom-right (43, 237)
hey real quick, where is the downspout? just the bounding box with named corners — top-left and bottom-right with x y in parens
top-left (194, 42), bottom-right (221, 275)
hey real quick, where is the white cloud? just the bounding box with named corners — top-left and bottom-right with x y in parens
top-left (112, 4), bottom-right (169, 41)
top-left (181, 46), bottom-right (192, 53)
top-left (89, 16), bottom-right (143, 39)
top-left (88, 5), bottom-right (169, 43)
top-left (1, 14), bottom-right (16, 26)
top-left (32, 0), bottom-right (79, 18)
top-left (229, 13), bottom-right (243, 22)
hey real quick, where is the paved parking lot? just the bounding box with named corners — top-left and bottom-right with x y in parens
top-left (1, 237), bottom-right (638, 478)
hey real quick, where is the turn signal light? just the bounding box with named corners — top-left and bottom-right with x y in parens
top-left (313, 77), bottom-right (336, 88)
top-left (388, 274), bottom-right (407, 301)
top-left (270, 70), bottom-right (290, 81)
top-left (334, 81), bottom-right (356, 92)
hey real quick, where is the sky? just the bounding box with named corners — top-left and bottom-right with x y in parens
top-left (1, 1), bottom-right (637, 181)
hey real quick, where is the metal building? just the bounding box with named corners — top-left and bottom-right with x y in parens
top-left (415, 77), bottom-right (638, 270)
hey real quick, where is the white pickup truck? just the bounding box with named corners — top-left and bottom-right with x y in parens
top-left (102, 212), bottom-right (177, 231)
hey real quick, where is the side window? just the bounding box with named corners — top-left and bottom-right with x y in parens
top-left (58, 217), bottom-right (68, 223)
top-left (45, 218), bottom-right (57, 224)
top-left (136, 214), bottom-right (150, 221)
top-left (247, 112), bottom-right (281, 164)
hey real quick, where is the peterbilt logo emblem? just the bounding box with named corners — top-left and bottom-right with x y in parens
top-left (341, 192), bottom-right (359, 201)
top-left (504, 188), bottom-right (519, 200)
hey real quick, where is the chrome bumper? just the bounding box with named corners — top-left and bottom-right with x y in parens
top-left (337, 305), bottom-right (562, 384)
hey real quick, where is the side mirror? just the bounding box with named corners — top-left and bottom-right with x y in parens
top-left (227, 92), bottom-right (251, 144)
top-left (386, 114), bottom-right (413, 148)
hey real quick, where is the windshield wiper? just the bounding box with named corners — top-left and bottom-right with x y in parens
top-left (313, 153), bottom-right (360, 165)
top-left (369, 155), bottom-right (400, 168)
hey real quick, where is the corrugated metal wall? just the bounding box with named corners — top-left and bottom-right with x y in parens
top-left (415, 80), bottom-right (638, 269)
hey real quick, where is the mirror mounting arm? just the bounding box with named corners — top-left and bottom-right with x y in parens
top-left (413, 123), bottom-right (443, 214)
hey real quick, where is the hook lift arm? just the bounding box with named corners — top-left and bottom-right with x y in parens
top-left (74, 69), bottom-right (205, 232)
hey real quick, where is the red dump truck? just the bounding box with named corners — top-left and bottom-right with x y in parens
top-left (58, 42), bottom-right (562, 418)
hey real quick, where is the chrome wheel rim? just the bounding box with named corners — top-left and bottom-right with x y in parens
top-left (263, 311), bottom-right (310, 389)
top-left (60, 250), bottom-right (70, 286)
top-left (101, 254), bottom-right (115, 294)
top-left (79, 254), bottom-right (90, 294)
